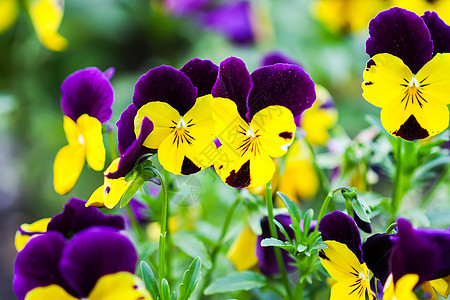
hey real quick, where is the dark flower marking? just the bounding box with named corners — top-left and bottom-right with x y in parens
top-left (225, 160), bottom-right (251, 188)
top-left (279, 131), bottom-right (293, 139)
top-left (393, 115), bottom-right (429, 141)
top-left (181, 157), bottom-right (201, 175)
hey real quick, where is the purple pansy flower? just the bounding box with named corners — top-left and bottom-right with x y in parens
top-left (261, 51), bottom-right (300, 67)
top-left (363, 8), bottom-right (450, 141)
top-left (210, 57), bottom-right (315, 188)
top-left (256, 214), bottom-right (296, 275)
top-left (54, 67), bottom-right (115, 195)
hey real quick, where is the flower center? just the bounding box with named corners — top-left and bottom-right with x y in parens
top-left (246, 126), bottom-right (255, 137)
top-left (177, 117), bottom-right (187, 129)
top-left (409, 75), bottom-right (420, 88)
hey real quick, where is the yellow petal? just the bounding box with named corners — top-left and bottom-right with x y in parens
top-left (420, 281), bottom-right (439, 300)
top-left (63, 116), bottom-right (81, 145)
top-left (416, 53), bottom-right (450, 105)
top-left (0, 0), bottom-right (19, 33)
top-left (330, 279), bottom-right (370, 300)
top-left (53, 144), bottom-right (85, 195)
top-left (157, 96), bottom-right (216, 175)
top-left (88, 272), bottom-right (152, 300)
top-left (319, 240), bottom-right (363, 281)
top-left (382, 273), bottom-right (419, 300)
top-left (135, 101), bottom-right (181, 149)
top-left (25, 285), bottom-right (77, 300)
top-left (430, 275), bottom-right (450, 298)
top-left (362, 53), bottom-right (413, 109)
top-left (28, 0), bottom-right (68, 51)
top-left (250, 105), bottom-right (296, 158)
top-left (227, 226), bottom-right (258, 272)
top-left (77, 114), bottom-right (105, 171)
top-left (15, 218), bottom-right (51, 252)
top-left (86, 185), bottom-right (107, 208)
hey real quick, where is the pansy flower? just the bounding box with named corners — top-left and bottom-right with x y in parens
top-left (53, 67), bottom-right (114, 195)
top-left (211, 57), bottom-right (316, 188)
top-left (362, 8), bottom-right (450, 141)
top-left (0, 0), bottom-right (67, 51)
top-left (391, 0), bottom-right (450, 24)
top-left (14, 198), bottom-right (124, 251)
top-left (128, 58), bottom-right (218, 176)
top-left (227, 213), bottom-right (297, 275)
top-left (364, 218), bottom-right (450, 299)
top-left (13, 228), bottom-right (149, 299)
top-left (318, 211), bottom-right (376, 300)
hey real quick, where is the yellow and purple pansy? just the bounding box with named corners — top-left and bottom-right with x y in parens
top-left (13, 199), bottom-right (150, 299)
top-left (363, 218), bottom-right (450, 299)
top-left (127, 58), bottom-right (219, 176)
top-left (363, 8), bottom-right (450, 141)
top-left (318, 211), bottom-right (376, 300)
top-left (211, 57), bottom-right (316, 188)
top-left (53, 67), bottom-right (114, 195)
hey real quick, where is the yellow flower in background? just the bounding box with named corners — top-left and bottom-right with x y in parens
top-left (301, 84), bottom-right (338, 146)
top-left (227, 226), bottom-right (258, 272)
top-left (391, 0), bottom-right (450, 24)
top-left (0, 0), bottom-right (19, 33)
top-left (382, 274), bottom-right (419, 300)
top-left (14, 218), bottom-right (51, 251)
top-left (312, 0), bottom-right (388, 33)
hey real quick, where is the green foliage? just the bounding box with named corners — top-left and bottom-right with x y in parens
top-left (177, 257), bottom-right (202, 300)
top-left (204, 271), bottom-right (266, 295)
top-left (140, 261), bottom-right (160, 300)
top-left (172, 232), bottom-right (212, 269)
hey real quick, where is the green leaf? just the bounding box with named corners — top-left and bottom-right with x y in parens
top-left (161, 278), bottom-right (171, 300)
top-left (273, 219), bottom-right (292, 243)
top-left (277, 192), bottom-right (302, 223)
top-left (173, 232), bottom-right (212, 269)
top-left (177, 257), bottom-right (202, 300)
top-left (260, 238), bottom-right (285, 247)
top-left (120, 175), bottom-right (146, 208)
top-left (140, 261), bottom-right (160, 300)
top-left (204, 271), bottom-right (266, 295)
top-left (297, 244), bottom-right (307, 253)
top-left (352, 198), bottom-right (371, 223)
top-left (302, 208), bottom-right (314, 239)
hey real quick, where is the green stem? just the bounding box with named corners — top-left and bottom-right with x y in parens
top-left (391, 138), bottom-right (404, 222)
top-left (384, 222), bottom-right (397, 234)
top-left (265, 182), bottom-right (293, 300)
top-left (153, 169), bottom-right (169, 289)
top-left (314, 187), bottom-right (350, 233)
top-left (107, 129), bottom-right (118, 160)
top-left (198, 197), bottom-right (241, 298)
top-left (125, 205), bottom-right (145, 243)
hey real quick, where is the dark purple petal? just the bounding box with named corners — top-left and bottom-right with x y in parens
top-left (362, 233), bottom-right (393, 284)
top-left (261, 51), bottom-right (300, 66)
top-left (107, 117), bottom-right (154, 179)
top-left (248, 64), bottom-right (316, 121)
top-left (117, 104), bottom-right (138, 155)
top-left (59, 227), bottom-right (137, 298)
top-left (415, 227), bottom-right (450, 279)
top-left (133, 66), bottom-right (197, 115)
top-left (422, 11), bottom-right (450, 56)
top-left (13, 232), bottom-right (70, 300)
top-left (318, 211), bottom-right (363, 263)
top-left (212, 57), bottom-right (253, 121)
top-left (180, 58), bottom-right (218, 97)
top-left (366, 7), bottom-right (433, 74)
top-left (126, 199), bottom-right (151, 224)
top-left (390, 219), bottom-right (440, 284)
top-left (353, 210), bottom-right (372, 234)
top-left (256, 214), bottom-right (296, 275)
top-left (47, 198), bottom-right (125, 238)
top-left (201, 1), bottom-right (254, 45)
top-left (61, 67), bottom-right (114, 123)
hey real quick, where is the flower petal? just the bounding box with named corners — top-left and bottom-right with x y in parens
top-left (59, 228), bottom-right (137, 298)
top-left (362, 53), bottom-right (413, 108)
top-left (248, 64), bottom-right (316, 121)
top-left (13, 232), bottom-right (69, 300)
top-left (15, 218), bottom-right (51, 252)
top-left (201, 1), bottom-right (254, 45)
top-left (318, 211), bottom-right (363, 263)
top-left (77, 114), bottom-right (105, 171)
top-left (107, 117), bottom-right (154, 179)
top-left (250, 105), bottom-right (296, 158)
top-left (212, 57), bottom-right (253, 121)
top-left (416, 53), bottom-right (450, 105)
top-left (261, 51), bottom-right (299, 66)
top-left (319, 240), bottom-right (363, 281)
top-left (117, 104), bottom-right (138, 155)
top-left (25, 285), bottom-right (77, 300)
top-left (61, 67), bottom-right (114, 123)
top-left (180, 58), bottom-right (219, 97)
top-left (422, 11), bottom-right (450, 57)
top-left (227, 226), bottom-right (258, 272)
top-left (330, 279), bottom-right (372, 300)
top-left (53, 144), bottom-right (85, 195)
top-left (133, 66), bottom-right (197, 115)
top-left (135, 101), bottom-right (181, 149)
top-left (47, 198), bottom-right (124, 237)
top-left (366, 7), bottom-right (433, 74)
top-left (362, 233), bottom-right (393, 284)
top-left (87, 272), bottom-right (151, 300)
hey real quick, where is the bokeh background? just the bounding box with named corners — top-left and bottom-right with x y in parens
top-left (1, 0), bottom-right (449, 299)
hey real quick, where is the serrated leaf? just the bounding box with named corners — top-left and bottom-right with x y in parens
top-left (161, 278), bottom-right (171, 300)
top-left (177, 257), bottom-right (202, 300)
top-left (173, 232), bottom-right (212, 269)
top-left (140, 261), bottom-right (160, 300)
top-left (277, 192), bottom-right (302, 223)
top-left (120, 175), bottom-right (146, 208)
top-left (204, 271), bottom-right (266, 295)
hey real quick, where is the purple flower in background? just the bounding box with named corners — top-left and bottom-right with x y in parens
top-left (164, 0), bottom-right (255, 45)
top-left (261, 51), bottom-right (300, 67)
top-left (256, 214), bottom-right (296, 275)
